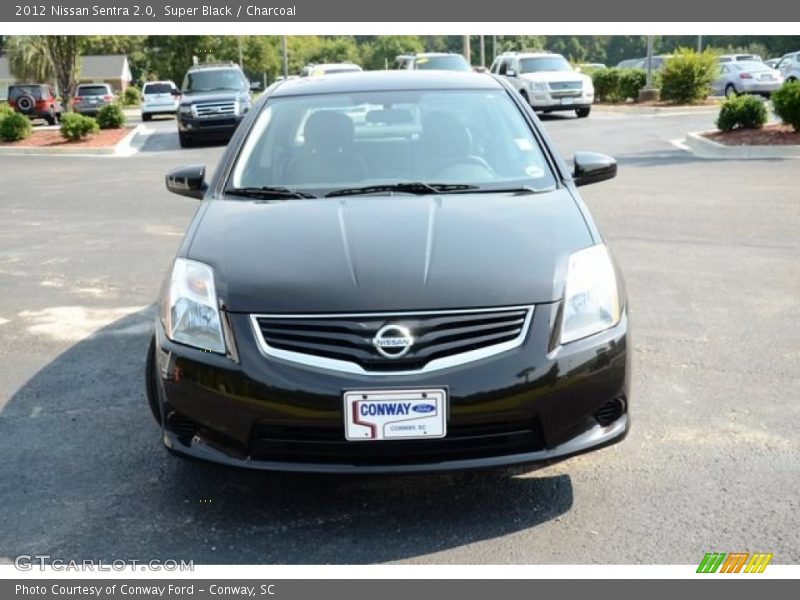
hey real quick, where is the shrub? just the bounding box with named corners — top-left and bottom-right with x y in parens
top-left (619, 69), bottom-right (649, 101)
top-left (771, 81), bottom-right (800, 132)
top-left (592, 68), bottom-right (623, 102)
top-left (96, 103), bottom-right (126, 129)
top-left (592, 68), bottom-right (653, 102)
top-left (0, 112), bottom-right (33, 142)
top-left (0, 102), bottom-right (14, 121)
top-left (60, 113), bottom-right (99, 141)
top-left (122, 86), bottom-right (140, 106)
top-left (660, 48), bottom-right (718, 104)
top-left (716, 95), bottom-right (768, 131)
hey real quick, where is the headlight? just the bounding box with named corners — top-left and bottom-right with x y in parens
top-left (560, 245), bottom-right (620, 344)
top-left (530, 81), bottom-right (548, 92)
top-left (178, 105), bottom-right (193, 116)
top-left (166, 258), bottom-right (225, 354)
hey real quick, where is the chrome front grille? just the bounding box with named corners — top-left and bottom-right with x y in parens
top-left (193, 101), bottom-right (236, 117)
top-left (549, 81), bottom-right (583, 91)
top-left (250, 306), bottom-right (534, 375)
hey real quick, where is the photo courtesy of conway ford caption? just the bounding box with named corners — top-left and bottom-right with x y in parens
top-left (146, 71), bottom-right (629, 473)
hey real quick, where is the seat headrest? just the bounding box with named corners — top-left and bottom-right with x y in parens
top-left (304, 111), bottom-right (355, 153)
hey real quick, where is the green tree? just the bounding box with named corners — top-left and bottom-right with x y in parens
top-left (361, 35), bottom-right (424, 70)
top-left (42, 36), bottom-right (80, 109)
top-left (6, 36), bottom-right (54, 83)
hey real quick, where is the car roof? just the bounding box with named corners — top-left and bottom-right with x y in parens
top-left (271, 70), bottom-right (502, 96)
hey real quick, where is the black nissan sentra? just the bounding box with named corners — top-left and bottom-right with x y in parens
top-left (146, 71), bottom-right (629, 473)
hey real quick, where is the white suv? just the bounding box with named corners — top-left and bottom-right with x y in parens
top-left (490, 52), bottom-right (594, 118)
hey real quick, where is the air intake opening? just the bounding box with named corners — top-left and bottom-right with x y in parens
top-left (594, 397), bottom-right (625, 427)
top-left (167, 411), bottom-right (198, 439)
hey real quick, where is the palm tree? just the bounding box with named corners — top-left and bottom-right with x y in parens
top-left (6, 36), bottom-right (54, 83)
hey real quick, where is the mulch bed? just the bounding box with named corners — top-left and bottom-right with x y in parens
top-left (0, 127), bottom-right (132, 148)
top-left (703, 123), bottom-right (800, 146)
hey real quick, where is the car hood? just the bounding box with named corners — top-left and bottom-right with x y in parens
top-left (520, 71), bottom-right (589, 84)
top-left (187, 191), bottom-right (594, 313)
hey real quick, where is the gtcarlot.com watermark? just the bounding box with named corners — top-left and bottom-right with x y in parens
top-left (14, 554), bottom-right (194, 572)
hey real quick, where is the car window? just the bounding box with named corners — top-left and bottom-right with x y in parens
top-left (183, 69), bottom-right (247, 93)
top-left (9, 85), bottom-right (44, 100)
top-left (229, 89), bottom-right (556, 194)
top-left (143, 83), bottom-right (174, 94)
top-left (734, 61), bottom-right (769, 72)
top-left (498, 59), bottom-right (510, 75)
top-left (413, 55), bottom-right (471, 71)
top-left (77, 85), bottom-right (110, 96)
top-left (518, 56), bottom-right (572, 73)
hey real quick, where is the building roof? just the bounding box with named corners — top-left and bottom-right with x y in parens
top-left (79, 55), bottom-right (131, 81)
top-left (0, 54), bottom-right (131, 82)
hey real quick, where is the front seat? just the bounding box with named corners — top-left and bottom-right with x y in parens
top-left (285, 111), bottom-right (368, 185)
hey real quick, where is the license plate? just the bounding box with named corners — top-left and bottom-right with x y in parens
top-left (344, 389), bottom-right (447, 441)
top-left (561, 97), bottom-right (575, 105)
top-left (90, 98), bottom-right (98, 104)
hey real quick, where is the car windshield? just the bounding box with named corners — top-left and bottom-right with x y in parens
top-left (519, 56), bottom-right (572, 73)
top-left (77, 85), bottom-right (109, 96)
top-left (413, 56), bottom-right (470, 71)
top-left (143, 83), bottom-right (174, 94)
top-left (228, 89), bottom-right (556, 195)
top-left (183, 69), bottom-right (246, 94)
top-left (9, 86), bottom-right (44, 100)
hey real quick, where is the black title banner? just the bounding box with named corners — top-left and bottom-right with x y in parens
top-left (3, 0), bottom-right (799, 22)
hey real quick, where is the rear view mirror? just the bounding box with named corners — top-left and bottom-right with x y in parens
top-left (573, 152), bottom-right (617, 187)
top-left (166, 165), bottom-right (206, 199)
top-left (249, 81), bottom-right (262, 91)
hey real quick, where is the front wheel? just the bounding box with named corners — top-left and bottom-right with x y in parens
top-left (519, 89), bottom-right (530, 106)
top-left (145, 336), bottom-right (162, 424)
top-left (178, 132), bottom-right (192, 148)
top-left (142, 113), bottom-right (152, 122)
top-left (576, 107), bottom-right (591, 118)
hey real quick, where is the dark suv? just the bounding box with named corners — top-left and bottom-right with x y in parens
top-left (177, 62), bottom-right (254, 147)
top-left (7, 84), bottom-right (62, 125)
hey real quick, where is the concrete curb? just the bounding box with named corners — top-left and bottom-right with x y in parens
top-left (594, 104), bottom-right (720, 116)
top-left (683, 130), bottom-right (800, 159)
top-left (0, 125), bottom-right (141, 157)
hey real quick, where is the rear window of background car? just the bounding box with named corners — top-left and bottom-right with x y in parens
top-left (143, 83), bottom-right (174, 94)
top-left (77, 85), bottom-right (111, 96)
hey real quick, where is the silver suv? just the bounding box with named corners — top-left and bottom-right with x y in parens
top-left (490, 52), bottom-right (594, 118)
top-left (73, 83), bottom-right (116, 116)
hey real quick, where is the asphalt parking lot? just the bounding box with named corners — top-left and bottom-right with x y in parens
top-left (0, 108), bottom-right (798, 565)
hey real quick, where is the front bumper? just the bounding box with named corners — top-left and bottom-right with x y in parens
top-left (529, 91), bottom-right (594, 112)
top-left (177, 114), bottom-right (244, 137)
top-left (153, 303), bottom-right (630, 474)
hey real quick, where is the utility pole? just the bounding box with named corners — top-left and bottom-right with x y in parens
top-left (238, 36), bottom-right (243, 68)
top-left (281, 35), bottom-right (289, 78)
top-left (697, 35), bottom-right (703, 53)
top-left (645, 35), bottom-right (654, 89)
top-left (463, 35), bottom-right (471, 65)
top-left (479, 35), bottom-right (485, 68)
top-left (492, 35), bottom-right (497, 62)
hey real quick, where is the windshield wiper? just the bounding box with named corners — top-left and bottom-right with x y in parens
top-left (225, 186), bottom-right (318, 200)
top-left (325, 183), bottom-right (479, 198)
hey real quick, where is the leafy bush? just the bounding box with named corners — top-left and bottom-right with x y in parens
top-left (0, 112), bottom-right (33, 142)
top-left (660, 48), bottom-right (717, 104)
top-left (0, 102), bottom-right (14, 121)
top-left (716, 95), bottom-right (768, 131)
top-left (60, 113), bottom-right (99, 141)
top-left (771, 81), bottom-right (800, 132)
top-left (96, 103), bottom-right (126, 129)
top-left (592, 68), bottom-right (653, 102)
top-left (122, 86), bottom-right (140, 106)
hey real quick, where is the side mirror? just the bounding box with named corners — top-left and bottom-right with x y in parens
top-left (573, 152), bottom-right (617, 187)
top-left (506, 68), bottom-right (517, 77)
top-left (166, 165), bottom-right (206, 199)
top-left (249, 81), bottom-right (261, 91)
top-left (171, 89), bottom-right (182, 97)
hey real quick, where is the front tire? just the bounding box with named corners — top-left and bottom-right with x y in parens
top-left (576, 107), bottom-right (591, 118)
top-left (145, 336), bottom-right (162, 424)
top-left (142, 113), bottom-right (152, 122)
top-left (519, 89), bottom-right (530, 106)
top-left (178, 132), bottom-right (192, 148)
